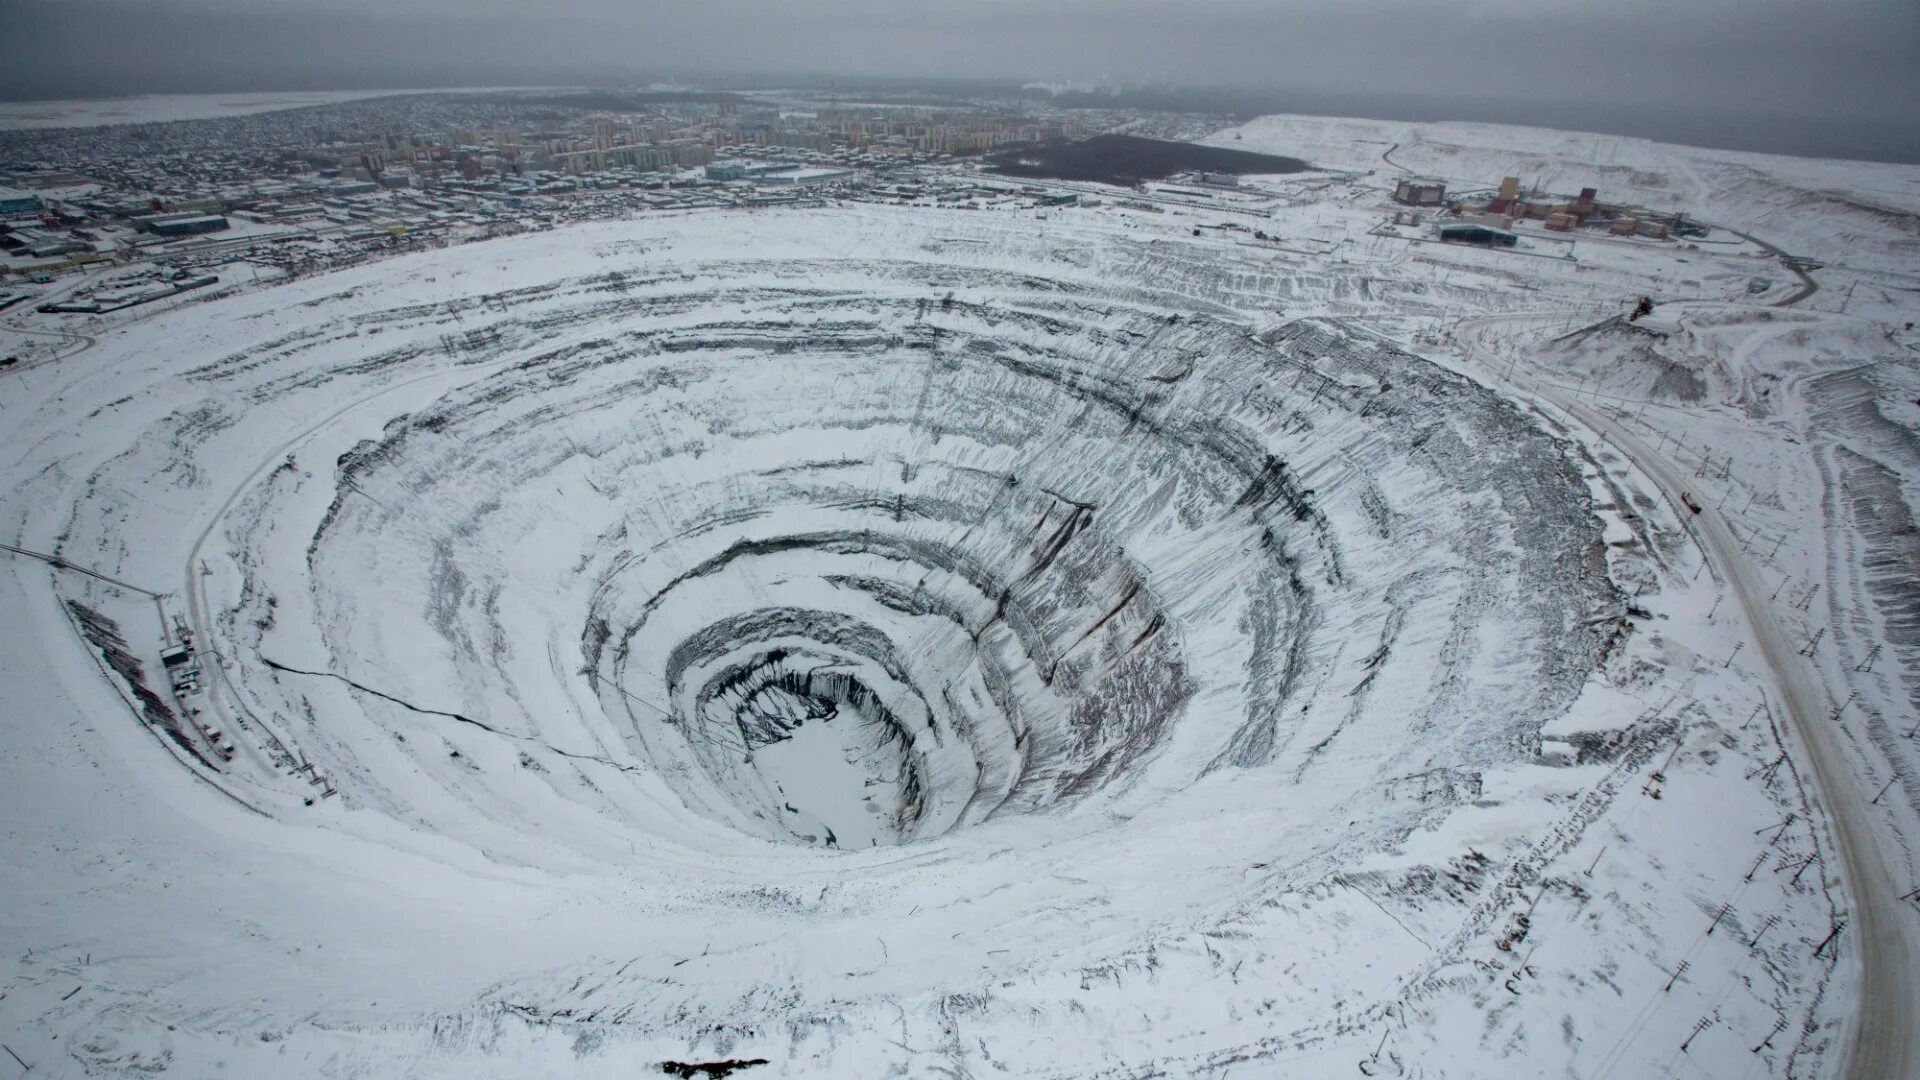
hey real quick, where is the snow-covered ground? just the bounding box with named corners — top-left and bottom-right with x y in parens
top-left (2, 115), bottom-right (1917, 1079)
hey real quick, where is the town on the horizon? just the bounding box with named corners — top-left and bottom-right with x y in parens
top-left (0, 87), bottom-right (1761, 324)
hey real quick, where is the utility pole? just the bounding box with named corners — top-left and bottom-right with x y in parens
top-left (1812, 920), bottom-right (1846, 958)
top-left (1750, 754), bottom-right (1786, 783)
top-left (1706, 902), bottom-right (1732, 935)
top-left (1765, 813), bottom-right (1795, 845)
top-left (1663, 959), bottom-right (1691, 992)
top-left (1681, 1016), bottom-right (1713, 1052)
top-left (1753, 1018), bottom-right (1788, 1053)
top-left (1799, 628), bottom-right (1825, 657)
top-left (1653, 739), bottom-right (1684, 782)
top-left (1789, 855), bottom-right (1818, 888)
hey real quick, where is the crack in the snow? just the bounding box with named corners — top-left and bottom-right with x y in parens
top-left (260, 655), bottom-right (640, 771)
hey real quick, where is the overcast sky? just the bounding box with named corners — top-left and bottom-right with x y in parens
top-left (3, 0), bottom-right (1916, 156)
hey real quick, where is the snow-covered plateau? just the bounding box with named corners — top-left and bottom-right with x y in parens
top-left (3, 114), bottom-right (1918, 1079)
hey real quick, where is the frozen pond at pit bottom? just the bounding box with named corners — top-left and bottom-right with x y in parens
top-left (745, 706), bottom-right (913, 849)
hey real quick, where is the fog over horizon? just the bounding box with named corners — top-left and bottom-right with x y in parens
top-left (2, 0), bottom-right (1917, 162)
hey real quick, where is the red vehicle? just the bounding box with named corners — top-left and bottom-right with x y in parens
top-left (1682, 492), bottom-right (1703, 515)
